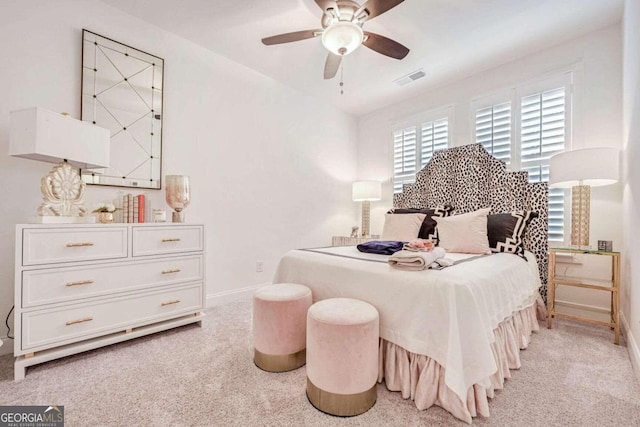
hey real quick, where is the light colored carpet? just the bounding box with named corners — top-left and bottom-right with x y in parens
top-left (1, 298), bottom-right (639, 426)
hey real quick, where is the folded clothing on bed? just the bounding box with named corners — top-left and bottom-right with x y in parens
top-left (388, 247), bottom-right (449, 271)
top-left (357, 240), bottom-right (405, 255)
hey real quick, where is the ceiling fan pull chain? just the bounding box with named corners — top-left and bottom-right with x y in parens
top-left (340, 64), bottom-right (344, 95)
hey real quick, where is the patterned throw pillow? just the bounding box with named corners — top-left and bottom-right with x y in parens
top-left (387, 206), bottom-right (454, 243)
top-left (487, 211), bottom-right (539, 257)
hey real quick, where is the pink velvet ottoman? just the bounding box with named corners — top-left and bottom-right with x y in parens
top-left (253, 283), bottom-right (312, 372)
top-left (306, 298), bottom-right (379, 416)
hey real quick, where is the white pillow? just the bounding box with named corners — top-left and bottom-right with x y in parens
top-left (381, 213), bottom-right (426, 241)
top-left (434, 208), bottom-right (491, 254)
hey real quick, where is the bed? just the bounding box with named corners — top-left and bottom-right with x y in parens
top-left (273, 144), bottom-right (549, 423)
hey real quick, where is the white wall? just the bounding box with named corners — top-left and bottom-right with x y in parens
top-left (622, 0), bottom-right (640, 379)
top-left (0, 0), bottom-right (358, 353)
top-left (357, 25), bottom-right (623, 318)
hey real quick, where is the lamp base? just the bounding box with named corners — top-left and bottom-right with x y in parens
top-left (38, 161), bottom-right (88, 218)
top-left (172, 211), bottom-right (185, 223)
top-left (360, 200), bottom-right (371, 237)
top-left (570, 184), bottom-right (590, 248)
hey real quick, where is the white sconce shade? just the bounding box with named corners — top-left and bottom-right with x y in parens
top-left (352, 180), bottom-right (382, 201)
top-left (549, 147), bottom-right (619, 188)
top-left (322, 21), bottom-right (364, 56)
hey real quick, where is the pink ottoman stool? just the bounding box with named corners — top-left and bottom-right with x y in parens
top-left (253, 283), bottom-right (312, 372)
top-left (306, 298), bottom-right (379, 416)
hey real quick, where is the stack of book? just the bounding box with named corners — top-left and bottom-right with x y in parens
top-left (122, 194), bottom-right (147, 223)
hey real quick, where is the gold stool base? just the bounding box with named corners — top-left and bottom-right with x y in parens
top-left (254, 348), bottom-right (306, 372)
top-left (306, 377), bottom-right (377, 417)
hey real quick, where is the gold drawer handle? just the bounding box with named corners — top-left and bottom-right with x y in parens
top-left (65, 317), bottom-right (93, 326)
top-left (161, 299), bottom-right (181, 306)
top-left (162, 269), bottom-right (181, 275)
top-left (66, 280), bottom-right (94, 287)
top-left (66, 242), bottom-right (94, 247)
top-left (161, 238), bottom-right (181, 243)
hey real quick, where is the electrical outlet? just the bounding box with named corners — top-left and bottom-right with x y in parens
top-left (256, 261), bottom-right (263, 273)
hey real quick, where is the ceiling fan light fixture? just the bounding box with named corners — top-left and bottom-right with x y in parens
top-left (321, 21), bottom-right (364, 56)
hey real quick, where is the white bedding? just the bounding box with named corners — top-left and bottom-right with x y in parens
top-left (272, 246), bottom-right (541, 402)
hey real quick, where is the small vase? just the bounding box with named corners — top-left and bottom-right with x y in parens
top-left (98, 212), bottom-right (114, 224)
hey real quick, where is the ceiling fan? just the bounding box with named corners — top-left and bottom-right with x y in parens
top-left (261, 0), bottom-right (410, 79)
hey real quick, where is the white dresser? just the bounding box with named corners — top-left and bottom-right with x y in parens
top-left (14, 223), bottom-right (205, 380)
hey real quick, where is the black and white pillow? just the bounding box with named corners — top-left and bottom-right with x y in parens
top-left (487, 211), bottom-right (538, 257)
top-left (387, 205), bottom-right (454, 243)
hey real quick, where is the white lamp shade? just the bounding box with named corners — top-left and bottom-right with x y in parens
top-left (321, 21), bottom-right (364, 56)
top-left (549, 147), bottom-right (619, 188)
top-left (352, 180), bottom-right (381, 201)
top-left (9, 107), bottom-right (110, 169)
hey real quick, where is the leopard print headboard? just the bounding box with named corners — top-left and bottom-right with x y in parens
top-left (393, 143), bottom-right (549, 301)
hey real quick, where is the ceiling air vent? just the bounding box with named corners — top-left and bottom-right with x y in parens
top-left (394, 69), bottom-right (426, 86)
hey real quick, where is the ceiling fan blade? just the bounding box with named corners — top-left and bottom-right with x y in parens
top-left (261, 29), bottom-right (322, 45)
top-left (315, 0), bottom-right (338, 12)
top-left (324, 52), bottom-right (342, 79)
top-left (360, 0), bottom-right (405, 20)
top-left (363, 31), bottom-right (409, 59)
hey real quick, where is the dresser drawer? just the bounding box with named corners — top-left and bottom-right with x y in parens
top-left (21, 283), bottom-right (203, 351)
top-left (132, 225), bottom-right (203, 256)
top-left (22, 227), bottom-right (127, 266)
top-left (22, 255), bottom-right (204, 308)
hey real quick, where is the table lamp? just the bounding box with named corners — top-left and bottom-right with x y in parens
top-left (549, 147), bottom-right (619, 248)
top-left (9, 107), bottom-right (110, 222)
top-left (352, 180), bottom-right (381, 237)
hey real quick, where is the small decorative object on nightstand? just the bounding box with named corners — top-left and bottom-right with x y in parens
top-left (547, 247), bottom-right (620, 344)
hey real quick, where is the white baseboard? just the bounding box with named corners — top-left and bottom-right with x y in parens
top-left (620, 311), bottom-right (640, 384)
top-left (206, 283), bottom-right (267, 308)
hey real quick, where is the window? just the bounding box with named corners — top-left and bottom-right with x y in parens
top-left (475, 101), bottom-right (511, 165)
top-left (393, 109), bottom-right (451, 193)
top-left (473, 74), bottom-right (572, 242)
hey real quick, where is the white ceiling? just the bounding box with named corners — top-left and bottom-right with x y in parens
top-left (101, 0), bottom-right (623, 117)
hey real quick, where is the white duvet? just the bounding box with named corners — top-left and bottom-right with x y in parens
top-left (272, 246), bottom-right (541, 402)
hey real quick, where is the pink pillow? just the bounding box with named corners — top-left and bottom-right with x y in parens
top-left (434, 208), bottom-right (491, 254)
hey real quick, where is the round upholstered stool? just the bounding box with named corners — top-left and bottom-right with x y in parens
top-left (253, 283), bottom-right (312, 372)
top-left (306, 298), bottom-right (379, 417)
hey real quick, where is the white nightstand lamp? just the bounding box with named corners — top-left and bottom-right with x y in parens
top-left (352, 180), bottom-right (381, 238)
top-left (9, 107), bottom-right (110, 222)
top-left (549, 147), bottom-right (619, 248)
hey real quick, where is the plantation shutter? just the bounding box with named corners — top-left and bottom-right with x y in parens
top-left (475, 102), bottom-right (511, 164)
top-left (393, 112), bottom-right (449, 194)
top-left (520, 87), bottom-right (566, 241)
top-left (420, 119), bottom-right (449, 169)
top-left (393, 126), bottom-right (417, 193)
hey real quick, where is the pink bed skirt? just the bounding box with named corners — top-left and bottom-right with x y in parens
top-left (378, 297), bottom-right (545, 424)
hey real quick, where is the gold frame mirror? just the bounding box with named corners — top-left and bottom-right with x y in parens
top-left (81, 29), bottom-right (164, 189)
